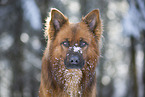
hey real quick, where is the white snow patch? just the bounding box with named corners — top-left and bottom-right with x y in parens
top-left (0, 33), bottom-right (14, 51)
top-left (73, 46), bottom-right (82, 54)
top-left (123, 1), bottom-right (145, 38)
top-left (21, 0), bottom-right (41, 30)
top-left (64, 69), bottom-right (82, 97)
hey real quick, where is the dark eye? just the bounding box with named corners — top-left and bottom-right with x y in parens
top-left (80, 41), bottom-right (88, 47)
top-left (62, 41), bottom-right (69, 47)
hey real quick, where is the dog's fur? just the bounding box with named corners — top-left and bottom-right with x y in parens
top-left (39, 8), bottom-right (102, 97)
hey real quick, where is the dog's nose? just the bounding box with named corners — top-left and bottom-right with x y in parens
top-left (64, 52), bottom-right (84, 69)
top-left (69, 55), bottom-right (80, 65)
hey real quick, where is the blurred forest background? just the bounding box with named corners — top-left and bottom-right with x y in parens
top-left (0, 0), bottom-right (145, 97)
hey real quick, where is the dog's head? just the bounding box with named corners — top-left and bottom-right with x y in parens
top-left (44, 9), bottom-right (102, 90)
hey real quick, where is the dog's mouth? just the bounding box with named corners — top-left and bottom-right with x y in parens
top-left (64, 52), bottom-right (85, 69)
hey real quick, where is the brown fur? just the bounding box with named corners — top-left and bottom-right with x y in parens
top-left (39, 8), bottom-right (102, 97)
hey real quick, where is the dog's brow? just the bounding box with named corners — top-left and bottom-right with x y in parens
top-left (71, 24), bottom-right (78, 33)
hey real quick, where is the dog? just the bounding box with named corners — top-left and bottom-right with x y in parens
top-left (39, 8), bottom-right (102, 97)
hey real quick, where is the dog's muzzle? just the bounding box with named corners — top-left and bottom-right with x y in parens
top-left (64, 52), bottom-right (84, 69)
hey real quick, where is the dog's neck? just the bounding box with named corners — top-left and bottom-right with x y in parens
top-left (64, 69), bottom-right (82, 97)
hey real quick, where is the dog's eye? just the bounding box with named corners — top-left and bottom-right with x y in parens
top-left (80, 41), bottom-right (88, 47)
top-left (62, 41), bottom-right (69, 47)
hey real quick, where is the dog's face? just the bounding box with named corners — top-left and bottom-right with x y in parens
top-left (45, 9), bottom-right (102, 88)
top-left (53, 23), bottom-right (100, 70)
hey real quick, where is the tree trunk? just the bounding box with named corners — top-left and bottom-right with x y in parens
top-left (4, 1), bottom-right (24, 97)
top-left (143, 32), bottom-right (145, 97)
top-left (129, 36), bottom-right (138, 97)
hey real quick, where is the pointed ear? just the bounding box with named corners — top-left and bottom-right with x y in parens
top-left (50, 8), bottom-right (68, 32)
top-left (82, 9), bottom-right (102, 34)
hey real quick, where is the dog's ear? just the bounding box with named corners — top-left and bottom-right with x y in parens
top-left (50, 8), bottom-right (68, 32)
top-left (45, 8), bottom-right (68, 40)
top-left (82, 9), bottom-right (102, 35)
